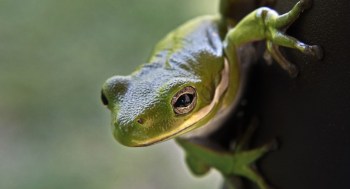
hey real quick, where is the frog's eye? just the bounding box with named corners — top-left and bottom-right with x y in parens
top-left (171, 86), bottom-right (197, 115)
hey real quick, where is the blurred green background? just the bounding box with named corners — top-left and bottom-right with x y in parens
top-left (0, 0), bottom-right (222, 189)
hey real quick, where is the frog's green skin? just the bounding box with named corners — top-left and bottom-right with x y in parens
top-left (101, 0), bottom-right (321, 189)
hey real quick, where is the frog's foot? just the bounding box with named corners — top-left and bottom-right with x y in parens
top-left (231, 119), bottom-right (277, 189)
top-left (229, 141), bottom-right (276, 189)
top-left (176, 136), bottom-right (276, 189)
top-left (263, 0), bottom-right (323, 77)
top-left (228, 119), bottom-right (277, 189)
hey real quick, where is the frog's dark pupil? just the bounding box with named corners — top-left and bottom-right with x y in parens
top-left (175, 94), bottom-right (193, 107)
top-left (171, 86), bottom-right (197, 115)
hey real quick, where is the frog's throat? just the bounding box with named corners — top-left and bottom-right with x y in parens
top-left (136, 59), bottom-right (230, 146)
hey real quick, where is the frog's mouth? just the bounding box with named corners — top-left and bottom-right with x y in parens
top-left (133, 59), bottom-right (230, 147)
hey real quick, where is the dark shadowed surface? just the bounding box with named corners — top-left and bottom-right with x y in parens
top-left (249, 1), bottom-right (350, 189)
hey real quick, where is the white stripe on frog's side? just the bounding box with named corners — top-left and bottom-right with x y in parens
top-left (176, 58), bottom-right (230, 135)
top-left (180, 58), bottom-right (231, 138)
top-left (181, 44), bottom-right (256, 138)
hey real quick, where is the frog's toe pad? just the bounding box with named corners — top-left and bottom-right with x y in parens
top-left (308, 45), bottom-right (323, 60)
top-left (287, 64), bottom-right (299, 78)
top-left (267, 139), bottom-right (279, 151)
top-left (300, 0), bottom-right (313, 10)
top-left (314, 45), bottom-right (324, 60)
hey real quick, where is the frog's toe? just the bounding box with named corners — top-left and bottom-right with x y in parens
top-left (263, 0), bottom-right (277, 6)
top-left (266, 139), bottom-right (279, 152)
top-left (300, 0), bottom-right (313, 10)
top-left (287, 63), bottom-right (299, 78)
top-left (305, 45), bottom-right (323, 60)
top-left (311, 45), bottom-right (324, 60)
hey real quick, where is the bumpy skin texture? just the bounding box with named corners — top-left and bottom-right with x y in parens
top-left (102, 16), bottom-right (234, 146)
top-left (101, 0), bottom-right (321, 188)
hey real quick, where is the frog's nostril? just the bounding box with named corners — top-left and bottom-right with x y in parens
top-left (101, 90), bottom-right (109, 106)
top-left (137, 118), bottom-right (144, 124)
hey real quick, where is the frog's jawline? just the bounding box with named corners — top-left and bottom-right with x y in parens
top-left (134, 59), bottom-right (230, 147)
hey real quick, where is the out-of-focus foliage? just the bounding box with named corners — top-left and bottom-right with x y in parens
top-left (0, 0), bottom-right (222, 189)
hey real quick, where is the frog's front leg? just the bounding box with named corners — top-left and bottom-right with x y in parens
top-left (176, 135), bottom-right (276, 189)
top-left (224, 0), bottom-right (322, 77)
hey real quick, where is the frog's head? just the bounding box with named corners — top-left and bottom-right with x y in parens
top-left (101, 61), bottom-right (229, 147)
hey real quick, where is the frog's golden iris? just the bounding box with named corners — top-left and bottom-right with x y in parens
top-left (171, 86), bottom-right (197, 115)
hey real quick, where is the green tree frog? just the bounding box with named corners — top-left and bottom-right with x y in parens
top-left (101, 0), bottom-right (321, 188)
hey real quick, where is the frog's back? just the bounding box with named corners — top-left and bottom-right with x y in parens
top-left (145, 15), bottom-right (226, 76)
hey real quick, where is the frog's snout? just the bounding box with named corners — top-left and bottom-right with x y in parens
top-left (100, 75), bottom-right (131, 107)
top-left (112, 118), bottom-right (151, 147)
